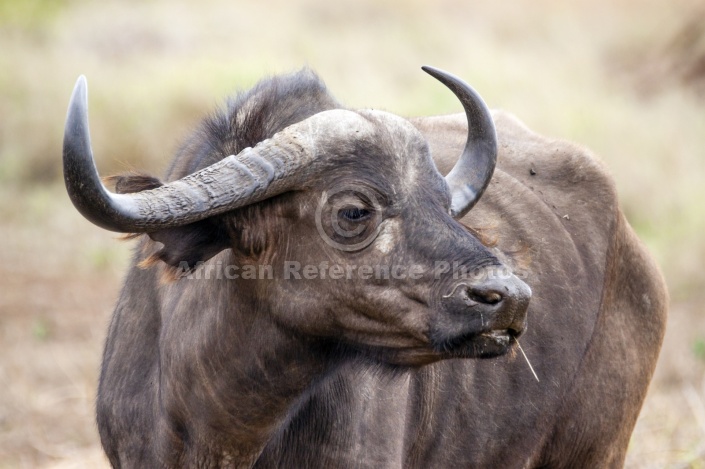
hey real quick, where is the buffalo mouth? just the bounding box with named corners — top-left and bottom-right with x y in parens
top-left (433, 329), bottom-right (520, 359)
top-left (350, 329), bottom-right (519, 366)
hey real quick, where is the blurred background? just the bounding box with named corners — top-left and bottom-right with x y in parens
top-left (1, 0), bottom-right (704, 466)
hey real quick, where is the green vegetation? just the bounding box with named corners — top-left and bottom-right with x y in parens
top-left (0, 0), bottom-right (68, 29)
top-left (694, 338), bottom-right (705, 362)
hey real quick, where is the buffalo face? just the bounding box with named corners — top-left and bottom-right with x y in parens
top-left (234, 109), bottom-right (531, 366)
top-left (63, 67), bottom-right (531, 367)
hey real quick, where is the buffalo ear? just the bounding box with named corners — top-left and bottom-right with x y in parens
top-left (109, 173), bottom-right (231, 271)
top-left (109, 173), bottom-right (164, 194)
top-left (146, 220), bottom-right (230, 271)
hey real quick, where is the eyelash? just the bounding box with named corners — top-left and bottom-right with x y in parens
top-left (340, 207), bottom-right (371, 222)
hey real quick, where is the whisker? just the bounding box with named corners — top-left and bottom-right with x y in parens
top-left (442, 283), bottom-right (468, 298)
top-left (516, 340), bottom-right (540, 382)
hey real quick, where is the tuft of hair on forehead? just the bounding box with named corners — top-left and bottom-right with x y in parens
top-left (103, 69), bottom-right (345, 272)
top-left (167, 68), bottom-right (343, 179)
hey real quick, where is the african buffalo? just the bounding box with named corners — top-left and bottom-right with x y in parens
top-left (62, 67), bottom-right (667, 468)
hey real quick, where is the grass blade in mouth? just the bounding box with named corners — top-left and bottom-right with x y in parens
top-left (516, 340), bottom-right (540, 383)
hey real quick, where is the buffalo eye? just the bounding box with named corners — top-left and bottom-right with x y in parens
top-left (339, 206), bottom-right (371, 222)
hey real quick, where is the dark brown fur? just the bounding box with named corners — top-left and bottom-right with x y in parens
top-left (96, 71), bottom-right (667, 468)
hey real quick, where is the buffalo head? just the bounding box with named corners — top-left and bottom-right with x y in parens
top-left (63, 67), bottom-right (531, 366)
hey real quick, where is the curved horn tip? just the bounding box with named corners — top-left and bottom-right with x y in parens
top-left (71, 75), bottom-right (88, 105)
top-left (421, 65), bottom-right (498, 220)
top-left (63, 74), bottom-right (118, 232)
top-left (65, 75), bottom-right (89, 131)
top-left (76, 74), bottom-right (87, 89)
top-left (421, 65), bottom-right (460, 87)
top-left (421, 66), bottom-right (489, 107)
top-left (420, 65), bottom-right (442, 76)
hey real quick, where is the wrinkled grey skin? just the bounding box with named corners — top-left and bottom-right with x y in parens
top-left (74, 71), bottom-right (667, 468)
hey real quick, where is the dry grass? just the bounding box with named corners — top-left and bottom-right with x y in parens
top-left (1, 0), bottom-right (704, 466)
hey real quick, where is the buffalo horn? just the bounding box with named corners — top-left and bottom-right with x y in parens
top-left (422, 66), bottom-right (498, 218)
top-left (63, 76), bottom-right (354, 232)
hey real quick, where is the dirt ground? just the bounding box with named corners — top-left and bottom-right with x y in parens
top-left (1, 0), bottom-right (704, 467)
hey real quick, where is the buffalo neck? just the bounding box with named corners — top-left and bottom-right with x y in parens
top-left (155, 265), bottom-right (339, 466)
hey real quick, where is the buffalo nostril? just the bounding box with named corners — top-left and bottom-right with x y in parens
top-left (468, 287), bottom-right (504, 305)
